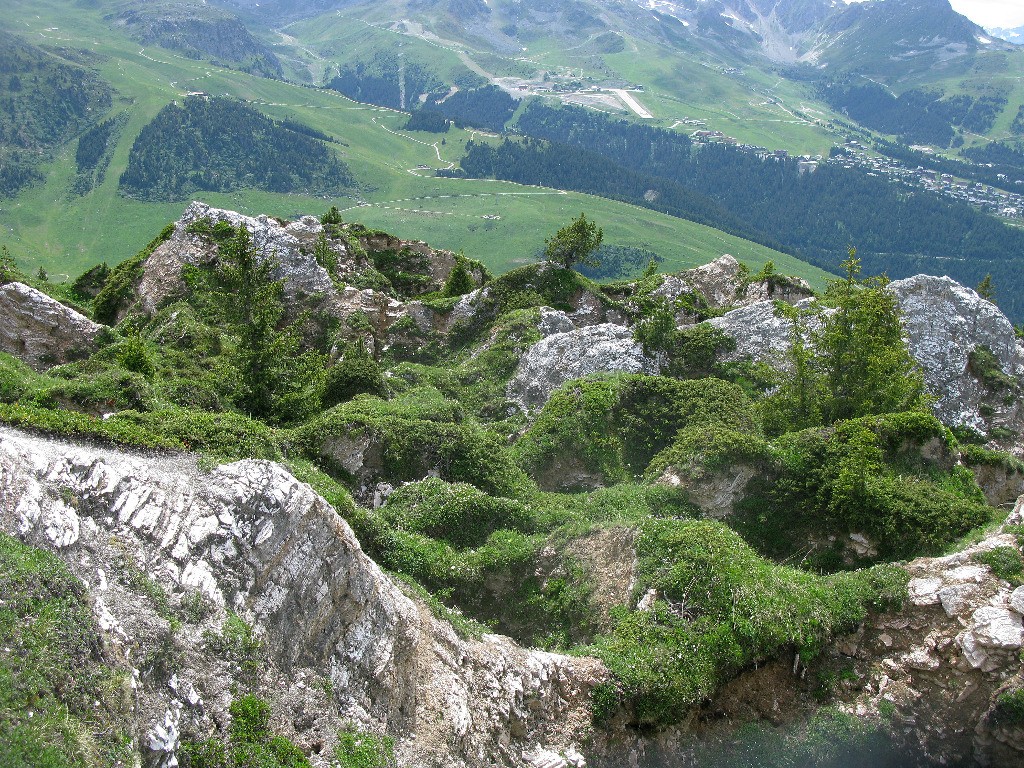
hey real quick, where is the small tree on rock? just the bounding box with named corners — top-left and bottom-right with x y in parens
top-left (977, 274), bottom-right (995, 303)
top-left (442, 254), bottom-right (474, 297)
top-left (544, 213), bottom-right (602, 270)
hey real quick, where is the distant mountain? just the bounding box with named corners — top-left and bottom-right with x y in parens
top-left (226, 0), bottom-right (1012, 78)
top-left (990, 25), bottom-right (1024, 45)
top-left (632, 0), bottom-right (1011, 71)
top-left (112, 1), bottom-right (284, 78)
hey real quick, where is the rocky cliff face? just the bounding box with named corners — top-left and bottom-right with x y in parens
top-left (832, 503), bottom-right (1024, 767)
top-left (0, 281), bottom-right (103, 369)
top-left (889, 275), bottom-right (1024, 437)
top-left (706, 276), bottom-right (1024, 441)
top-left (0, 427), bottom-right (603, 768)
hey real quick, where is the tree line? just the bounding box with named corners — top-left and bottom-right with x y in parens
top-left (119, 97), bottom-right (352, 202)
top-left (448, 104), bottom-right (1024, 320)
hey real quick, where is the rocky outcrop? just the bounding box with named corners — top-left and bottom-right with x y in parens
top-left (707, 298), bottom-right (823, 366)
top-left (656, 463), bottom-right (759, 519)
top-left (0, 427), bottom-right (604, 768)
top-left (508, 323), bottom-right (659, 410)
top-left (654, 255), bottom-right (813, 322)
top-left (138, 202), bottom-right (339, 315)
top-left (0, 281), bottom-right (104, 369)
top-left (889, 275), bottom-right (1024, 435)
top-left (704, 275), bottom-right (1024, 439)
top-left (133, 203), bottom-right (412, 344)
top-left (830, 504), bottom-right (1024, 767)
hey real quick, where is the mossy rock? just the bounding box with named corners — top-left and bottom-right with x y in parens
top-left (380, 478), bottom-right (533, 549)
top-left (294, 389), bottom-right (529, 498)
top-left (514, 374), bottom-right (759, 490)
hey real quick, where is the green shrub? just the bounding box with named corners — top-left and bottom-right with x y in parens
top-left (205, 614), bottom-right (264, 675)
top-left (973, 546), bottom-right (1024, 584)
top-left (230, 695), bottom-right (272, 744)
top-left (647, 426), bottom-right (775, 480)
top-left (295, 391), bottom-right (528, 498)
top-left (0, 401), bottom-right (178, 449)
top-left (112, 407), bottom-right (281, 460)
top-left (961, 444), bottom-right (1024, 474)
top-left (70, 262), bottom-right (111, 299)
top-left (93, 223), bottom-right (174, 324)
top-left (43, 361), bottom-right (153, 412)
top-left (182, 695), bottom-right (310, 768)
top-left (727, 413), bottom-right (990, 565)
top-left (181, 738), bottom-right (228, 768)
top-left (112, 336), bottom-right (156, 378)
top-left (333, 727), bottom-right (396, 768)
top-left (992, 687), bottom-right (1024, 726)
top-left (515, 374), bottom-right (759, 486)
top-left (586, 518), bottom-right (908, 726)
top-left (0, 352), bottom-right (45, 403)
top-left (323, 346), bottom-right (388, 407)
top-left (380, 478), bottom-right (533, 548)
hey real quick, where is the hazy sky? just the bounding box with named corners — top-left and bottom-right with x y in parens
top-left (949, 0), bottom-right (1024, 29)
top-left (846, 1), bottom-right (1024, 29)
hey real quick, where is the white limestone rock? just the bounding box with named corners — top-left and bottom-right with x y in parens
top-left (1010, 586), bottom-right (1024, 615)
top-left (707, 298), bottom-right (822, 366)
top-left (138, 202), bottom-right (338, 317)
top-left (654, 254), bottom-right (813, 318)
top-left (0, 282), bottom-right (103, 370)
top-left (0, 426), bottom-right (605, 768)
top-left (888, 274), bottom-right (1024, 434)
top-left (538, 307), bottom-right (575, 337)
top-left (508, 323), bottom-right (659, 410)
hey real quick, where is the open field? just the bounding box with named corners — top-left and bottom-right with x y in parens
top-left (0, 0), bottom-right (832, 288)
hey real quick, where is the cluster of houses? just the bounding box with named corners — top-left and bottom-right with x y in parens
top-left (829, 143), bottom-right (1024, 220)
top-left (690, 131), bottom-right (822, 173)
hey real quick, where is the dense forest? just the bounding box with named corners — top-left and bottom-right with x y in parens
top-left (119, 97), bottom-right (353, 202)
top-left (818, 79), bottom-right (1006, 147)
top-left (515, 101), bottom-right (692, 177)
top-left (0, 31), bottom-right (112, 197)
top-left (328, 53), bottom-right (446, 110)
top-left (116, 8), bottom-right (283, 79)
top-left (453, 111), bottom-right (1024, 319)
top-left (404, 110), bottom-right (450, 133)
top-left (425, 85), bottom-right (517, 133)
top-left (72, 113), bottom-right (127, 196)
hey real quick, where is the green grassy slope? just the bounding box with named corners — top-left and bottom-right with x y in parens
top-left (0, 0), bottom-right (830, 287)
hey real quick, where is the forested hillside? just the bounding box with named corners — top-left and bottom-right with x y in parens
top-left (0, 31), bottom-right (112, 197)
top-left (447, 102), bottom-right (1024, 320)
top-left (119, 96), bottom-right (353, 201)
top-left (114, 3), bottom-right (284, 78)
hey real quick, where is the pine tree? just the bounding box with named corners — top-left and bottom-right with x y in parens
top-left (977, 274), bottom-right (995, 303)
top-left (544, 213), bottom-right (603, 270)
top-left (442, 255), bottom-right (474, 297)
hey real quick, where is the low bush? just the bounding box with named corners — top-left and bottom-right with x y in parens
top-left (180, 694), bottom-right (310, 768)
top-left (334, 726), bottom-right (396, 768)
top-left (587, 518), bottom-right (908, 726)
top-left (514, 374), bottom-right (759, 486)
top-left (322, 345), bottom-right (388, 407)
top-left (380, 478), bottom-right (533, 548)
top-left (729, 413), bottom-right (990, 565)
top-left (973, 546), bottom-right (1024, 585)
top-left (294, 390), bottom-right (528, 498)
